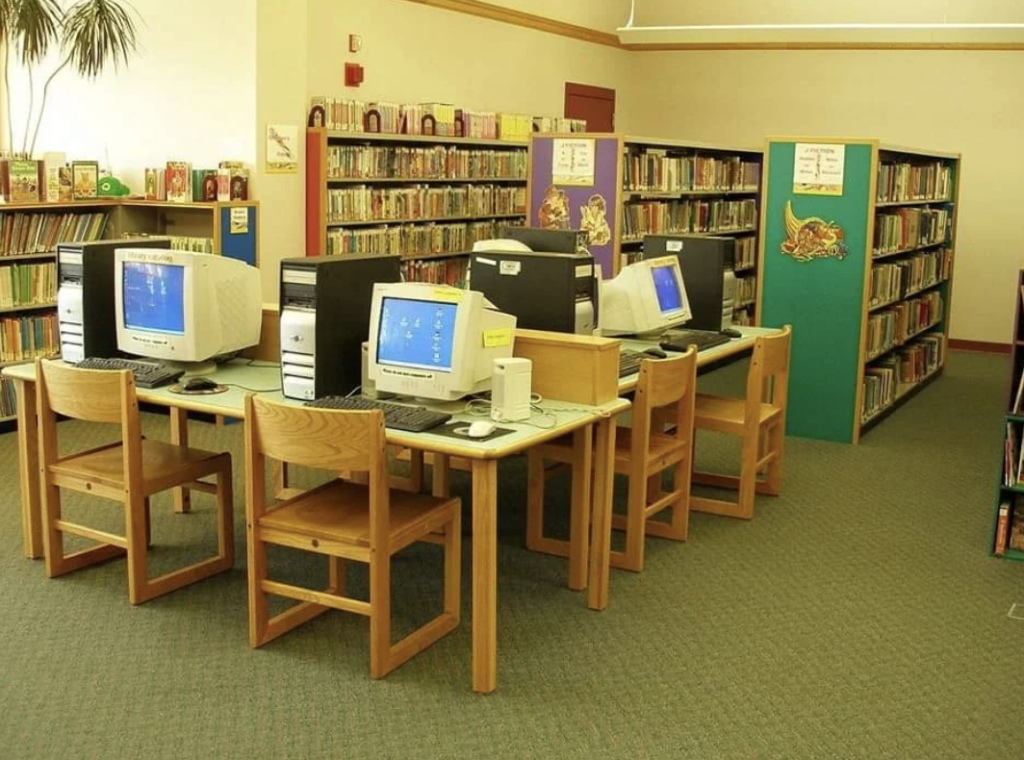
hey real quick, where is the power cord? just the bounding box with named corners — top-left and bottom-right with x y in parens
top-left (463, 393), bottom-right (586, 430)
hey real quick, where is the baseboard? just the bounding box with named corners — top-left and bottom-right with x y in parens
top-left (948, 339), bottom-right (1011, 355)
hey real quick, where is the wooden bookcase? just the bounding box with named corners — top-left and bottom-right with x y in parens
top-left (759, 138), bottom-right (960, 443)
top-left (992, 270), bottom-right (1024, 561)
top-left (527, 133), bottom-right (764, 325)
top-left (305, 129), bottom-right (529, 287)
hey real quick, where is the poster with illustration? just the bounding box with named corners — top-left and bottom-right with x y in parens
top-left (529, 136), bottom-right (620, 276)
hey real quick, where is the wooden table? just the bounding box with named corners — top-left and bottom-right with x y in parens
top-left (3, 359), bottom-right (629, 694)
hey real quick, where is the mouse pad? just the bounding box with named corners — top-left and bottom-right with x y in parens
top-left (167, 384), bottom-right (230, 395)
top-left (431, 421), bottom-right (516, 442)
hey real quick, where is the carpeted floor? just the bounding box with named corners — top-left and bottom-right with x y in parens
top-left (1, 351), bottom-right (1022, 759)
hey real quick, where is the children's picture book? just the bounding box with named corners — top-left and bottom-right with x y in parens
top-left (165, 161), bottom-right (192, 203)
top-left (71, 161), bottom-right (99, 200)
top-left (9, 159), bottom-right (41, 203)
top-left (58, 167), bottom-right (73, 202)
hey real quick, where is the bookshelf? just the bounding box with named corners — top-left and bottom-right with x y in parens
top-left (759, 138), bottom-right (960, 443)
top-left (992, 270), bottom-right (1024, 561)
top-left (305, 128), bottom-right (529, 287)
top-left (526, 133), bottom-right (764, 325)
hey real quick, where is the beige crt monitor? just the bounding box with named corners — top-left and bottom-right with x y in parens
top-left (367, 282), bottom-right (517, 401)
top-left (599, 257), bottom-right (692, 337)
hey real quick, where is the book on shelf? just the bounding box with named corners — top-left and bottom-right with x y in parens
top-left (624, 152), bottom-right (761, 193)
top-left (6, 159), bottom-right (42, 203)
top-left (327, 144), bottom-right (528, 182)
top-left (874, 207), bottom-right (951, 255)
top-left (325, 184), bottom-right (525, 223)
top-left (622, 198), bottom-right (757, 239)
top-left (71, 161), bottom-right (99, 200)
top-left (876, 160), bottom-right (953, 204)
top-left (326, 218), bottom-right (522, 258)
top-left (0, 211), bottom-right (107, 257)
top-left (42, 152), bottom-right (65, 203)
top-left (0, 261), bottom-right (56, 308)
top-left (144, 168), bottom-right (166, 200)
top-left (0, 312), bottom-right (58, 363)
top-left (165, 161), bottom-right (192, 203)
top-left (191, 169), bottom-right (218, 202)
top-left (1010, 498), bottom-right (1024, 552)
top-left (995, 501), bottom-right (1010, 556)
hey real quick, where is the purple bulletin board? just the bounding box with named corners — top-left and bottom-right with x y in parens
top-left (528, 135), bottom-right (621, 277)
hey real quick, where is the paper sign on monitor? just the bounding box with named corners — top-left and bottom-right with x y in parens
top-left (482, 328), bottom-right (512, 348)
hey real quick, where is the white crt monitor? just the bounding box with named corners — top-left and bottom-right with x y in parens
top-left (114, 248), bottom-right (262, 364)
top-left (600, 256), bottom-right (692, 337)
top-left (367, 282), bottom-right (517, 401)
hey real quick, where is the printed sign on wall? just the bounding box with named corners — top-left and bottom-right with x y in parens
top-left (793, 143), bottom-right (846, 196)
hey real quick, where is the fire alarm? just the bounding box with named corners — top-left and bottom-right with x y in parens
top-left (349, 34), bottom-right (362, 53)
top-left (345, 62), bottom-right (364, 88)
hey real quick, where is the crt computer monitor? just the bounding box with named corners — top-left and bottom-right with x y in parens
top-left (367, 282), bottom-right (517, 401)
top-left (114, 248), bottom-right (262, 371)
top-left (643, 235), bottom-right (736, 331)
top-left (599, 257), bottom-right (692, 337)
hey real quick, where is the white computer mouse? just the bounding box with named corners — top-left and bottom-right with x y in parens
top-left (467, 420), bottom-right (496, 438)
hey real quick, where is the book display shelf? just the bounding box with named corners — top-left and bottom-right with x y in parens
top-left (526, 133), bottom-right (763, 325)
top-left (305, 129), bottom-right (529, 287)
top-left (759, 138), bottom-right (960, 444)
top-left (992, 270), bottom-right (1024, 561)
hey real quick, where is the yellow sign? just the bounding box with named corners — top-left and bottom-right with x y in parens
top-left (482, 328), bottom-right (513, 348)
top-left (431, 287), bottom-right (464, 303)
top-left (647, 256), bottom-right (677, 269)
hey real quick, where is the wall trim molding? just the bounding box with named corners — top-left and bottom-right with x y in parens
top-left (948, 339), bottom-right (1012, 355)
top-left (397, 0), bottom-right (621, 48)
top-left (395, 1), bottom-right (1024, 53)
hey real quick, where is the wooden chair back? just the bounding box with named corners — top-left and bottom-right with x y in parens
top-left (36, 359), bottom-right (144, 487)
top-left (743, 325), bottom-right (793, 429)
top-left (245, 395), bottom-right (390, 542)
top-left (634, 348), bottom-right (698, 456)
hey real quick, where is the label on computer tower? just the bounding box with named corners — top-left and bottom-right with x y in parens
top-left (499, 261), bottom-right (521, 276)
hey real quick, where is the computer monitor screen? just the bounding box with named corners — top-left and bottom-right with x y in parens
top-left (122, 262), bottom-right (185, 335)
top-left (377, 297), bottom-right (457, 372)
top-left (652, 264), bottom-right (683, 314)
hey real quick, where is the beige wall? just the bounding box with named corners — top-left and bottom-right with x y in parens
top-left (628, 50), bottom-right (1019, 343)
top-left (633, 0), bottom-right (1024, 24)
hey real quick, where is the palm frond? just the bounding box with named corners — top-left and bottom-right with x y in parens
top-left (0, 0), bottom-right (17, 42)
top-left (11, 0), bottom-right (62, 64)
top-left (62, 0), bottom-right (139, 78)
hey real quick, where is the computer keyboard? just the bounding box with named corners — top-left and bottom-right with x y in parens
top-left (75, 357), bottom-right (185, 389)
top-left (659, 329), bottom-right (732, 354)
top-left (619, 349), bottom-right (645, 378)
top-left (304, 396), bottom-right (452, 433)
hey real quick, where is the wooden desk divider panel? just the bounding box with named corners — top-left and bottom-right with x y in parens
top-left (513, 329), bottom-right (619, 405)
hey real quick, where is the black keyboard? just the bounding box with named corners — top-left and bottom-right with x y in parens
top-left (619, 349), bottom-right (645, 378)
top-left (660, 329), bottom-right (732, 354)
top-left (75, 357), bottom-right (185, 389)
top-left (305, 396), bottom-right (452, 433)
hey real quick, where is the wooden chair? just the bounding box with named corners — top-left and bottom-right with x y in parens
top-left (527, 348), bottom-right (697, 575)
top-left (244, 394), bottom-right (461, 679)
top-left (36, 360), bottom-right (234, 604)
top-left (691, 325), bottom-right (792, 520)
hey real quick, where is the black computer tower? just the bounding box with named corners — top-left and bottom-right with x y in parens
top-left (499, 226), bottom-right (588, 254)
top-left (56, 238), bottom-right (172, 363)
top-left (279, 254), bottom-right (402, 400)
top-left (643, 235), bottom-right (734, 331)
top-left (468, 250), bottom-right (597, 334)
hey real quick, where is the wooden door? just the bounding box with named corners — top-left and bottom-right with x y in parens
top-left (564, 83), bottom-right (616, 132)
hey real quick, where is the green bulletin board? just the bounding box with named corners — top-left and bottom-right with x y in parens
top-left (760, 140), bottom-right (874, 443)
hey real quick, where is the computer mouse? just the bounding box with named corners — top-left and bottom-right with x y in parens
top-left (467, 420), bottom-right (496, 438)
top-left (642, 347), bottom-right (668, 359)
top-left (720, 328), bottom-right (743, 339)
top-left (183, 376), bottom-right (218, 392)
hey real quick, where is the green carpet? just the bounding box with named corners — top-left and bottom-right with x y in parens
top-left (1, 351), bottom-right (1022, 759)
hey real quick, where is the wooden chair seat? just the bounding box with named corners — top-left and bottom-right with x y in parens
top-left (260, 480), bottom-right (459, 555)
top-left (52, 440), bottom-right (227, 498)
top-left (694, 394), bottom-right (783, 433)
top-left (613, 430), bottom-right (688, 473)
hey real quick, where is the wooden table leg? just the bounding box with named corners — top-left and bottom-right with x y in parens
top-left (567, 427), bottom-right (593, 591)
top-left (14, 379), bottom-right (42, 559)
top-left (587, 416), bottom-right (617, 611)
top-left (169, 407), bottom-right (191, 514)
top-left (472, 459), bottom-right (498, 694)
top-left (432, 453), bottom-right (451, 498)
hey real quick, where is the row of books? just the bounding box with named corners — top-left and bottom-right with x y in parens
top-left (622, 199), bottom-right (758, 239)
top-left (326, 219), bottom-right (521, 258)
top-left (876, 160), bottom-right (953, 204)
top-left (862, 334), bottom-right (944, 420)
top-left (309, 97), bottom-right (585, 140)
top-left (0, 211), bottom-right (107, 257)
top-left (868, 249), bottom-right (952, 306)
top-left (0, 153), bottom-right (103, 203)
top-left (733, 308), bottom-right (753, 326)
top-left (145, 162), bottom-right (249, 203)
top-left (327, 145), bottom-right (528, 182)
top-left (0, 262), bottom-right (56, 309)
top-left (736, 276), bottom-right (757, 306)
top-left (123, 233), bottom-right (215, 253)
top-left (0, 376), bottom-right (14, 418)
top-left (865, 292), bottom-right (943, 361)
top-left (0, 313), bottom-right (58, 363)
top-left (623, 152), bottom-right (761, 193)
top-left (735, 237), bottom-right (757, 270)
top-left (994, 495), bottom-right (1024, 555)
top-left (874, 206), bottom-right (951, 255)
top-left (326, 185), bottom-right (526, 224)
top-left (403, 258), bottom-right (468, 289)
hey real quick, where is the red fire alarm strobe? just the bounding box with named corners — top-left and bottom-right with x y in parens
top-left (345, 62), bottom-right (364, 87)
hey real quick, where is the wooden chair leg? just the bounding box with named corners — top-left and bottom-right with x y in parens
top-left (328, 556), bottom-right (347, 596)
top-left (737, 432), bottom-right (759, 521)
top-left (246, 520), bottom-right (270, 648)
top-left (525, 451), bottom-right (546, 553)
top-left (764, 421), bottom-right (785, 496)
top-left (444, 508), bottom-right (461, 620)
top-left (368, 551), bottom-right (392, 679)
top-left (216, 459), bottom-right (235, 565)
top-left (612, 473), bottom-right (647, 573)
top-left (667, 455), bottom-right (690, 541)
top-left (125, 494), bottom-right (150, 605)
top-left (41, 482), bottom-right (65, 578)
top-left (144, 497), bottom-right (152, 548)
top-left (567, 428), bottom-right (593, 591)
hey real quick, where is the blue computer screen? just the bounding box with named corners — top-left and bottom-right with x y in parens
top-left (377, 297), bottom-right (457, 372)
top-left (123, 261), bottom-right (186, 335)
top-left (651, 264), bottom-right (683, 314)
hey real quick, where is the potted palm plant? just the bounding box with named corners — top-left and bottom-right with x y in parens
top-left (1, 0), bottom-right (140, 154)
